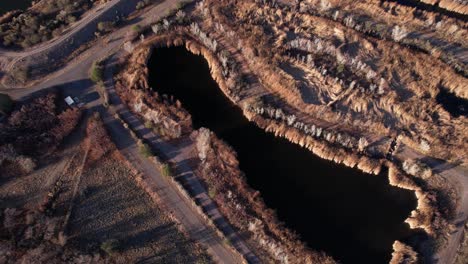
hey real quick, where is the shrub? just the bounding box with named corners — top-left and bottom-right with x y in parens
top-left (208, 188), bottom-right (216, 199)
top-left (90, 61), bottom-right (103, 83)
top-left (131, 24), bottom-right (142, 34)
top-left (161, 163), bottom-right (172, 177)
top-left (136, 0), bottom-right (152, 10)
top-left (15, 156), bottom-right (36, 174)
top-left (139, 143), bottom-right (153, 157)
top-left (336, 63), bottom-right (345, 74)
top-left (177, 0), bottom-right (192, 9)
top-left (144, 120), bottom-right (153, 129)
top-left (0, 0), bottom-right (94, 48)
top-left (97, 21), bottom-right (115, 33)
top-left (402, 159), bottom-right (433, 179)
top-left (196, 128), bottom-right (211, 162)
top-left (11, 66), bottom-right (30, 83)
top-left (100, 239), bottom-right (119, 256)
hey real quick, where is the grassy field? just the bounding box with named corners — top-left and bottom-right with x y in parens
top-left (0, 115), bottom-right (211, 263)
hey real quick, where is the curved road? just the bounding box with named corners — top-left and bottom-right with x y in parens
top-left (0, 0), bottom-right (125, 67)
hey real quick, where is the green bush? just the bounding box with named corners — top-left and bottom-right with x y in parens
top-left (90, 61), bottom-right (103, 83)
top-left (208, 188), bottom-right (216, 199)
top-left (161, 163), bottom-right (172, 177)
top-left (336, 63), bottom-right (345, 74)
top-left (100, 239), bottom-right (119, 256)
top-left (97, 21), bottom-right (115, 33)
top-left (139, 143), bottom-right (153, 157)
top-left (144, 120), bottom-right (153, 129)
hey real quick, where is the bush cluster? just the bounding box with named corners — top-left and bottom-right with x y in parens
top-left (0, 0), bottom-right (92, 48)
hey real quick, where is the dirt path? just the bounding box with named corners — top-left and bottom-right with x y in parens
top-left (396, 145), bottom-right (468, 264)
top-left (0, 0), bottom-right (127, 69)
top-left (100, 54), bottom-right (257, 263)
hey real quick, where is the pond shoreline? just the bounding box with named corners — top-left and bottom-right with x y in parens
top-left (113, 30), bottom-right (439, 263)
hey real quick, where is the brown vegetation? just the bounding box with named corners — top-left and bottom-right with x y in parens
top-left (192, 128), bottom-right (335, 264)
top-left (200, 0), bottom-right (467, 163)
top-left (67, 116), bottom-right (211, 263)
top-left (0, 0), bottom-right (103, 49)
top-left (115, 30), bottom-right (451, 262)
top-left (0, 93), bottom-right (81, 177)
top-left (419, 0), bottom-right (468, 15)
top-left (113, 1), bottom-right (467, 261)
top-left (390, 240), bottom-right (419, 264)
top-left (0, 112), bottom-right (211, 263)
top-left (115, 45), bottom-right (192, 138)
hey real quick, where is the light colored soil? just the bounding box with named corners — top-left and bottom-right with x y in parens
top-left (67, 151), bottom-right (211, 263)
top-left (0, 116), bottom-right (211, 263)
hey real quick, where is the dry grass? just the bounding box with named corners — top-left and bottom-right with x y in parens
top-left (199, 0), bottom-right (467, 163)
top-left (113, 1), bottom-right (466, 261)
top-left (192, 129), bottom-right (336, 264)
top-left (454, 227), bottom-right (468, 264)
top-left (0, 115), bottom-right (211, 263)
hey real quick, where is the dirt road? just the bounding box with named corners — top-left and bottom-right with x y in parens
top-left (0, 1), bottom-right (257, 263)
top-left (102, 52), bottom-right (260, 263)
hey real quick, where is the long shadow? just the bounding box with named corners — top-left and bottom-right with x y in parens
top-left (13, 78), bottom-right (95, 105)
top-left (67, 174), bottom-right (203, 261)
top-left (419, 156), bottom-right (463, 174)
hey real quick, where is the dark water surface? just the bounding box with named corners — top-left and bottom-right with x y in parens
top-left (148, 46), bottom-right (418, 264)
top-left (0, 1), bottom-right (32, 15)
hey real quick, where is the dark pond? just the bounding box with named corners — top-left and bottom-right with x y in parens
top-left (436, 88), bottom-right (468, 118)
top-left (0, 1), bottom-right (32, 15)
top-left (148, 46), bottom-right (418, 264)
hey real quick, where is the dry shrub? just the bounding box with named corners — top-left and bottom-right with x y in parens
top-left (115, 44), bottom-right (192, 137)
top-left (202, 0), bottom-right (467, 162)
top-left (0, 206), bottom-right (100, 263)
top-left (52, 108), bottom-right (81, 142)
top-left (84, 115), bottom-right (115, 163)
top-left (0, 93), bottom-right (81, 175)
top-left (390, 240), bottom-right (418, 264)
top-left (193, 128), bottom-right (335, 263)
